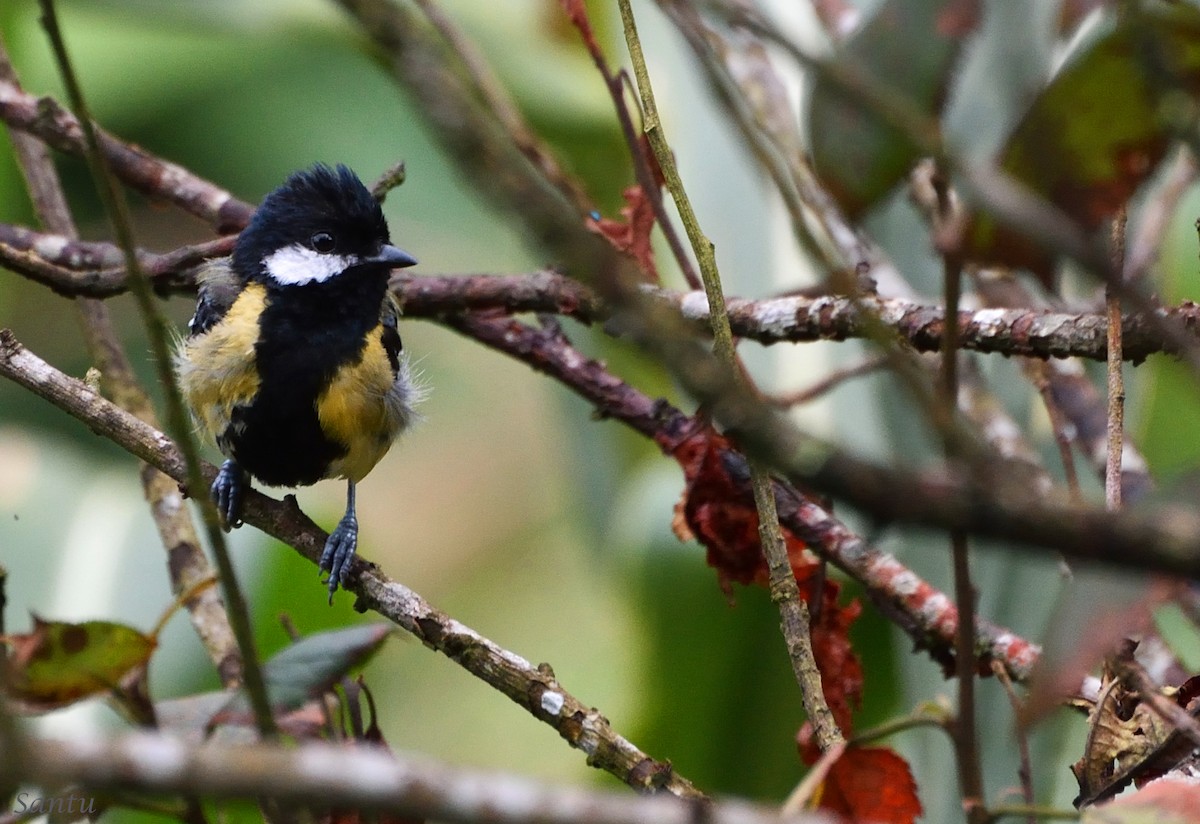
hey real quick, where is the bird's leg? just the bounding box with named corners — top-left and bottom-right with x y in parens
top-left (320, 480), bottom-right (359, 602)
top-left (211, 459), bottom-right (247, 530)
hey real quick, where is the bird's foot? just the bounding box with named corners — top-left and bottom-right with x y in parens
top-left (211, 460), bottom-right (246, 530)
top-left (319, 513), bottom-right (359, 602)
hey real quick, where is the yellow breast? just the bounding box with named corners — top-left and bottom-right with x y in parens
top-left (316, 326), bottom-right (403, 482)
top-left (177, 283), bottom-right (266, 446)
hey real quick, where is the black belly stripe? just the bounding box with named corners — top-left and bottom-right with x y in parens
top-left (222, 268), bottom-right (392, 488)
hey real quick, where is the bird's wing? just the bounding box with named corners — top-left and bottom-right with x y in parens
top-left (380, 291), bottom-right (404, 376)
top-left (188, 259), bottom-right (243, 338)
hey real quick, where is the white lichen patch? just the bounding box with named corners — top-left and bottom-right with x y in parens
top-left (540, 690), bottom-right (565, 715)
top-left (969, 308), bottom-right (1009, 335)
top-left (754, 298), bottom-right (803, 337)
top-left (680, 291), bottom-right (710, 320)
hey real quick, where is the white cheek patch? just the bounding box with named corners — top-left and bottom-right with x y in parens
top-left (263, 243), bottom-right (359, 286)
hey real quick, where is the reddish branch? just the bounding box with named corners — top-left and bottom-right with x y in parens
top-left (445, 314), bottom-right (1040, 679)
top-left (1, 230), bottom-right (1194, 364)
top-left (0, 77), bottom-right (252, 230)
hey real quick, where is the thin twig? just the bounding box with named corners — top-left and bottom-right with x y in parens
top-left (1028, 361), bottom-right (1083, 504)
top-left (1106, 208), bottom-right (1127, 512)
top-left (618, 0), bottom-right (843, 750)
top-left (564, 4), bottom-right (700, 289)
top-left (940, 246), bottom-right (986, 824)
top-left (767, 356), bottom-right (889, 407)
top-left (410, 0), bottom-right (593, 217)
top-left (35, 0), bottom-right (274, 737)
top-left (990, 660), bottom-right (1036, 824)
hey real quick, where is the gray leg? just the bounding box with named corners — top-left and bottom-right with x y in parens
top-left (211, 459), bottom-right (246, 530)
top-left (319, 481), bottom-right (359, 602)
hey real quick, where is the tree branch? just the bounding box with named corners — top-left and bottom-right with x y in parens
top-left (0, 328), bottom-right (700, 797)
top-left (0, 36), bottom-right (241, 688)
top-left (13, 731), bottom-right (818, 824)
top-left (0, 76), bottom-right (252, 231)
top-left (5, 228), bottom-right (1196, 363)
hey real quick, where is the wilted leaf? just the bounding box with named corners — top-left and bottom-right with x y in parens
top-left (816, 746), bottom-right (923, 824)
top-left (1069, 660), bottom-right (1200, 806)
top-left (5, 616), bottom-right (155, 711)
top-left (963, 7), bottom-right (1200, 278)
top-left (587, 184), bottom-right (659, 280)
top-left (665, 425), bottom-right (863, 742)
top-left (1083, 779), bottom-right (1200, 823)
top-left (808, 0), bottom-right (982, 217)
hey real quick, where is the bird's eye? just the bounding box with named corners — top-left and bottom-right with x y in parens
top-left (310, 232), bottom-right (336, 253)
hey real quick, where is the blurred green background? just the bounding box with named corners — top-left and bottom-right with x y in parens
top-left (3, 1), bottom-right (1200, 821)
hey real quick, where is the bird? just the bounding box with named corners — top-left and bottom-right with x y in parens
top-left (176, 163), bottom-right (421, 600)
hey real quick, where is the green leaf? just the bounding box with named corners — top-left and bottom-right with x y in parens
top-left (260, 623), bottom-right (393, 705)
top-left (6, 616), bottom-right (155, 711)
top-left (964, 7), bottom-right (1200, 277)
top-left (808, 0), bottom-right (982, 217)
top-left (165, 624), bottom-right (395, 729)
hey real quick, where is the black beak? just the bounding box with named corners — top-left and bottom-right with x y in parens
top-left (366, 244), bottom-right (418, 268)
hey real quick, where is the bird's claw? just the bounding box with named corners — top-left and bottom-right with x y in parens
top-left (211, 459), bottom-right (245, 530)
top-left (319, 514), bottom-right (359, 603)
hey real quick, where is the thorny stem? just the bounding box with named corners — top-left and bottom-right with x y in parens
top-left (35, 0), bottom-right (275, 739)
top-left (617, 0), bottom-right (843, 751)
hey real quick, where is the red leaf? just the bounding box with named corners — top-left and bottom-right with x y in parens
top-left (587, 184), bottom-right (659, 281)
top-left (818, 746), bottom-right (923, 824)
top-left (665, 425), bottom-right (863, 742)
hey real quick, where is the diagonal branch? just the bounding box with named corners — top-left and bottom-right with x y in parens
top-left (0, 76), bottom-right (252, 231)
top-left (0, 36), bottom-right (241, 687)
top-left (442, 313), bottom-right (1040, 681)
top-left (0, 327), bottom-right (701, 798)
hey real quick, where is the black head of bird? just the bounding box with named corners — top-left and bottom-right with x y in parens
top-left (233, 163), bottom-right (416, 287)
top-left (177, 163), bottom-right (420, 601)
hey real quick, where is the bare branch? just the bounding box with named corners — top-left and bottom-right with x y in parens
top-left (0, 328), bottom-right (701, 796)
top-left (0, 76), bottom-right (252, 230)
top-left (7, 230), bottom-right (1197, 363)
top-left (14, 731), bottom-right (817, 824)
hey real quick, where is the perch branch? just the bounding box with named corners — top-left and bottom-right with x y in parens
top-left (0, 328), bottom-right (700, 797)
